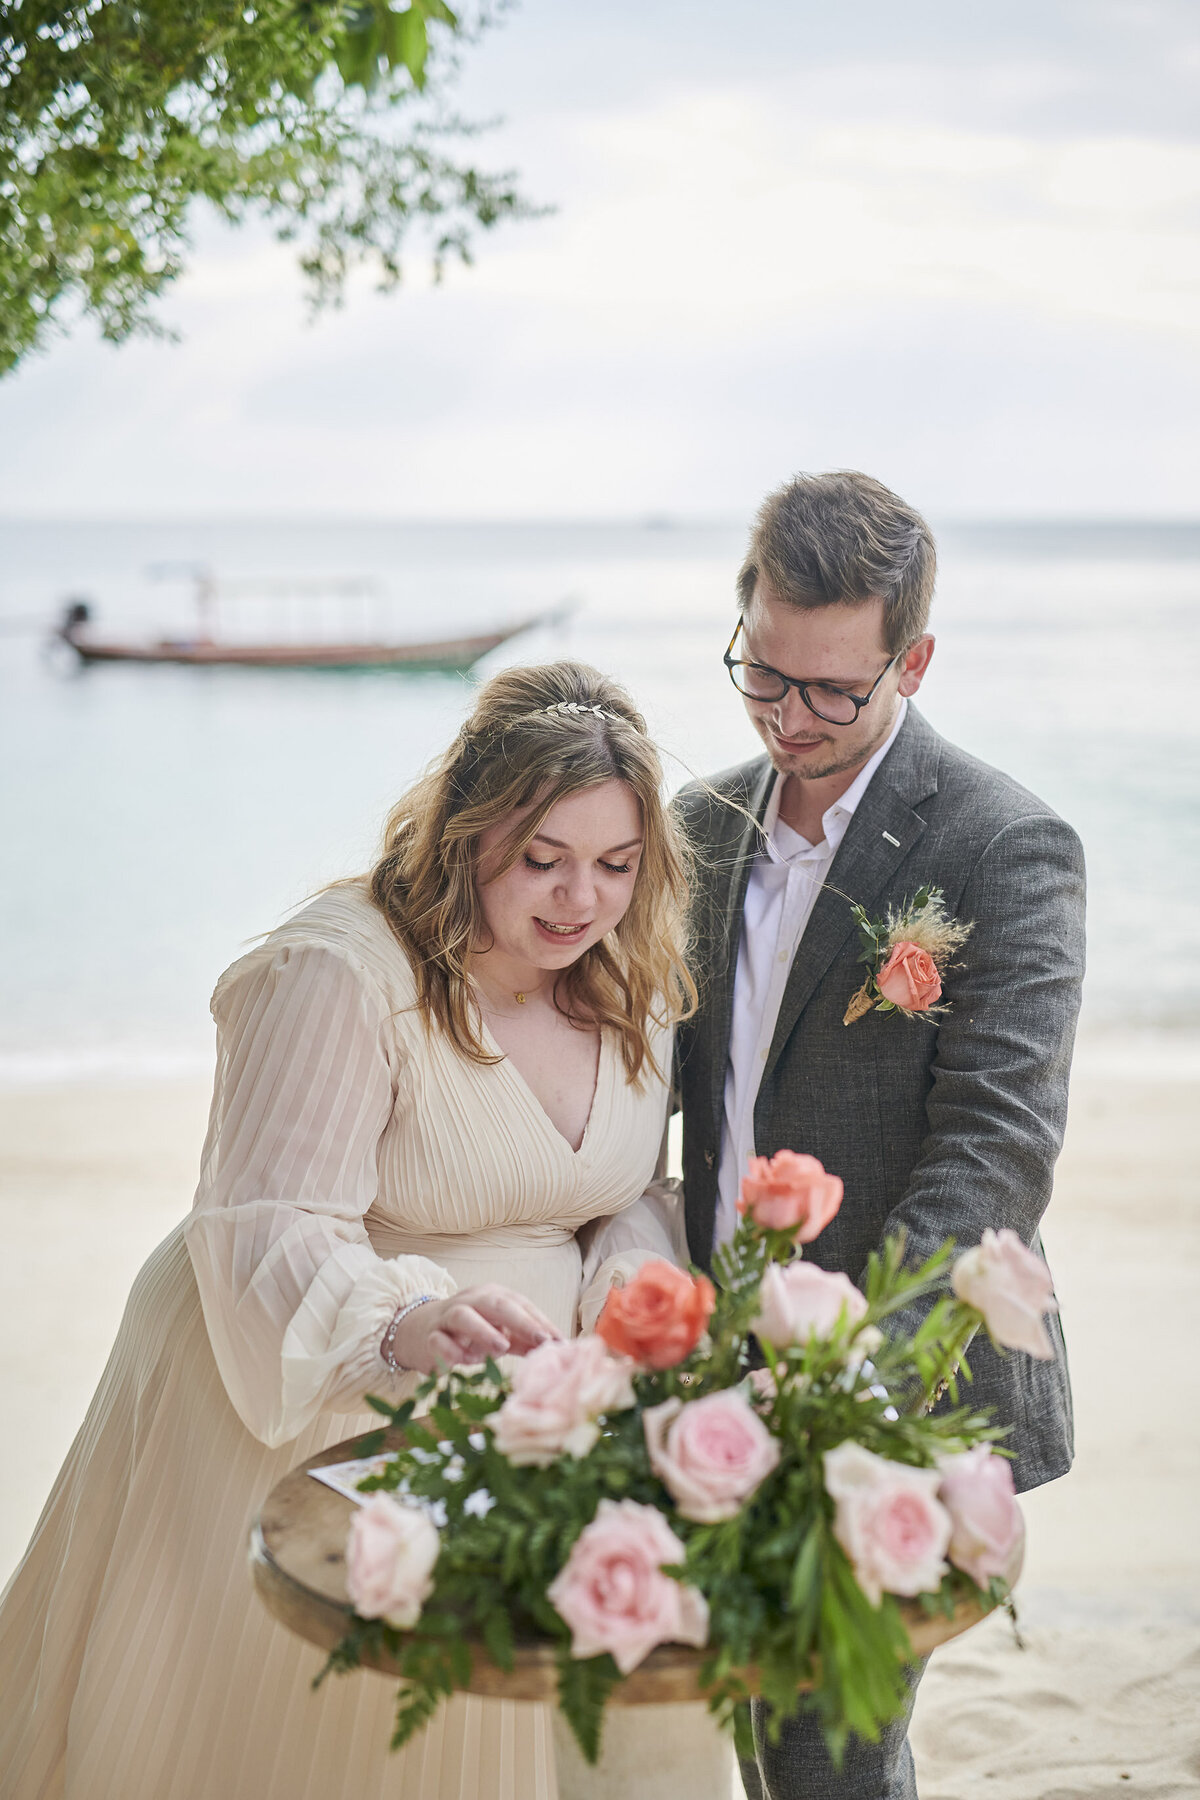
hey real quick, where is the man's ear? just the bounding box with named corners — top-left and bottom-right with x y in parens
top-left (897, 635), bottom-right (935, 697)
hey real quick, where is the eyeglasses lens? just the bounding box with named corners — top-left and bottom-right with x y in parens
top-left (730, 662), bottom-right (786, 701)
top-left (802, 685), bottom-right (860, 725)
top-left (729, 662), bottom-right (859, 724)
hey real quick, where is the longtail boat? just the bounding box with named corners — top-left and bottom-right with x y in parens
top-left (53, 588), bottom-right (564, 674)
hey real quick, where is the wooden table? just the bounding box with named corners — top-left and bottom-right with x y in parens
top-left (250, 1427), bottom-right (993, 1702)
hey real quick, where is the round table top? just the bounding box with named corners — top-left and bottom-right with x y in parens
top-left (250, 1428), bottom-right (993, 1705)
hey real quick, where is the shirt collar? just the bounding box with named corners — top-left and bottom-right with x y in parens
top-left (761, 698), bottom-right (908, 864)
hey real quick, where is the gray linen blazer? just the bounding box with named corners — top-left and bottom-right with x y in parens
top-left (675, 706), bottom-right (1085, 1493)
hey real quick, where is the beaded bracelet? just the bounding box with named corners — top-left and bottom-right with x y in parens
top-left (380, 1293), bottom-right (438, 1374)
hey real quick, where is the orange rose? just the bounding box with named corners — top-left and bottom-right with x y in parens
top-left (737, 1149), bottom-right (844, 1242)
top-left (876, 940), bottom-right (942, 1011)
top-left (596, 1261), bottom-right (716, 1371)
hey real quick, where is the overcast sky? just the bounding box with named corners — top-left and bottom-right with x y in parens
top-left (1, 0), bottom-right (1198, 519)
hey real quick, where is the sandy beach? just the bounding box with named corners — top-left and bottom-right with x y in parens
top-left (1, 1045), bottom-right (1197, 1797)
top-left (909, 1044), bottom-right (1200, 1800)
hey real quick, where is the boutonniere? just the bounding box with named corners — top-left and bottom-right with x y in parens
top-left (843, 885), bottom-right (974, 1025)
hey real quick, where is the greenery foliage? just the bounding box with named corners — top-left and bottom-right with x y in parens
top-left (318, 1218), bottom-right (1011, 1767)
top-left (0, 0), bottom-right (532, 371)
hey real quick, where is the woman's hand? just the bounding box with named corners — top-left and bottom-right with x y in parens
top-left (388, 1285), bottom-right (563, 1374)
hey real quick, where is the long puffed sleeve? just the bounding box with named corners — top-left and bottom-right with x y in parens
top-left (184, 941), bottom-right (456, 1448)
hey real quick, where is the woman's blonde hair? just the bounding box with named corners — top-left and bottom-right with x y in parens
top-left (368, 661), bottom-right (697, 1084)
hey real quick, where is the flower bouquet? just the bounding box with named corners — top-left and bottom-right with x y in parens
top-left (317, 1152), bottom-right (1056, 1767)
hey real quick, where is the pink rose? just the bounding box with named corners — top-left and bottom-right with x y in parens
top-left (876, 940), bottom-right (942, 1010)
top-left (823, 1442), bottom-right (951, 1607)
top-left (491, 1336), bottom-right (636, 1467)
top-left (643, 1392), bottom-right (781, 1523)
top-left (546, 1498), bottom-right (710, 1674)
top-left (937, 1447), bottom-right (1026, 1590)
top-left (345, 1494), bottom-right (440, 1629)
top-left (751, 1262), bottom-right (873, 1352)
top-left (737, 1150), bottom-right (844, 1241)
top-left (952, 1228), bottom-right (1059, 1359)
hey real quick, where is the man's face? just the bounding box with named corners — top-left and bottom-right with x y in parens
top-left (737, 581), bottom-right (933, 784)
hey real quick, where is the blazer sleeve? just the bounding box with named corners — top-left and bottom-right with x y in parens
top-left (868, 812), bottom-right (1086, 1320)
top-left (184, 941), bottom-right (456, 1448)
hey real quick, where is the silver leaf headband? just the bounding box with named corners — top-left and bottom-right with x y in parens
top-left (542, 700), bottom-right (619, 723)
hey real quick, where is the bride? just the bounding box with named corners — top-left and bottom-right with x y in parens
top-left (0, 661), bottom-right (710, 1800)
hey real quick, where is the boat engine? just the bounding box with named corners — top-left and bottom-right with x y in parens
top-left (58, 599), bottom-right (93, 644)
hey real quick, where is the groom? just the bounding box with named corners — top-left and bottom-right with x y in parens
top-left (675, 471), bottom-right (1085, 1800)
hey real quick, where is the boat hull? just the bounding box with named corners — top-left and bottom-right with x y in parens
top-left (60, 620), bottom-right (540, 673)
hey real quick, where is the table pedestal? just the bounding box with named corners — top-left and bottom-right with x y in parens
top-left (552, 1701), bottom-right (732, 1800)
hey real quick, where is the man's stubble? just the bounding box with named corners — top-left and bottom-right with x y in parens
top-left (759, 700), bottom-right (900, 788)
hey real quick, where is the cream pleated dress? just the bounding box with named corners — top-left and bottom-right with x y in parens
top-left (0, 884), bottom-right (695, 1800)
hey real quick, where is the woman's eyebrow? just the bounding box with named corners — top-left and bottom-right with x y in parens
top-left (531, 834), bottom-right (645, 852)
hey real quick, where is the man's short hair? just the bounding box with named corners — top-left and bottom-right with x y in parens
top-left (737, 471), bottom-right (936, 655)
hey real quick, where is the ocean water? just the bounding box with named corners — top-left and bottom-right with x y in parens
top-left (2, 518), bottom-right (1198, 1083)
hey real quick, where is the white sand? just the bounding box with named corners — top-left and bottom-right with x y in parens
top-left (910, 1054), bottom-right (1200, 1798)
top-left (1, 1051), bottom-right (1198, 1796)
top-left (913, 1614), bottom-right (1200, 1799)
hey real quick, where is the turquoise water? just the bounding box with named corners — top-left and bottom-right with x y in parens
top-left (2, 518), bottom-right (1198, 1079)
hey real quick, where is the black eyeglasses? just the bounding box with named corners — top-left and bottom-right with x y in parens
top-left (723, 621), bottom-right (901, 725)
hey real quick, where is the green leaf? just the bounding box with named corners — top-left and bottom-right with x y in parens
top-left (395, 6), bottom-right (429, 84)
top-left (556, 1650), bottom-right (622, 1766)
top-left (390, 1675), bottom-right (443, 1750)
top-left (788, 1524), bottom-right (822, 1627)
top-left (448, 1634), bottom-right (473, 1688)
top-left (732, 1699), bottom-right (755, 1762)
top-left (480, 1606), bottom-right (515, 1672)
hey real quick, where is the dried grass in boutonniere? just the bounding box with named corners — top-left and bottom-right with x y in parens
top-left (843, 885), bottom-right (974, 1025)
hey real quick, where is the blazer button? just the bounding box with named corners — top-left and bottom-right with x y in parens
top-left (704, 1148), bottom-right (715, 1169)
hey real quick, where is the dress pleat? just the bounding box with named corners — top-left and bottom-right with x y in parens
top-left (0, 886), bottom-right (690, 1800)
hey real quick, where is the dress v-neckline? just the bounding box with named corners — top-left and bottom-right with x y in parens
top-left (479, 1020), bottom-right (607, 1158)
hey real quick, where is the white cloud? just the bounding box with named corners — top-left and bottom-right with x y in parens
top-left (1, 53), bottom-right (1198, 517)
top-left (466, 97), bottom-right (1200, 339)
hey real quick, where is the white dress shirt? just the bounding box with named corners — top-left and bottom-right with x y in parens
top-left (714, 702), bottom-right (907, 1246)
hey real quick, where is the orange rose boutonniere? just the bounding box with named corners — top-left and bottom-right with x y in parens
top-left (843, 885), bottom-right (974, 1025)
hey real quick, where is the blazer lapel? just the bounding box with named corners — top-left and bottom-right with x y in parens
top-left (762, 709), bottom-right (942, 1083)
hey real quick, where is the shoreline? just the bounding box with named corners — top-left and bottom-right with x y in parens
top-left (4, 1023), bottom-right (1199, 1093)
top-left (2, 1057), bottom-right (1197, 1793)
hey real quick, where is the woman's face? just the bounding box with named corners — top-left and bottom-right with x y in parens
top-left (474, 779), bottom-right (645, 978)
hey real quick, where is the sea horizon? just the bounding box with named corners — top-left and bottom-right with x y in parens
top-left (4, 512), bottom-right (1199, 1079)
top-left (2, 511), bottom-right (1199, 531)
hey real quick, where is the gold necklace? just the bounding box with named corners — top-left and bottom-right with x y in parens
top-left (475, 976), bottom-right (538, 1015)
